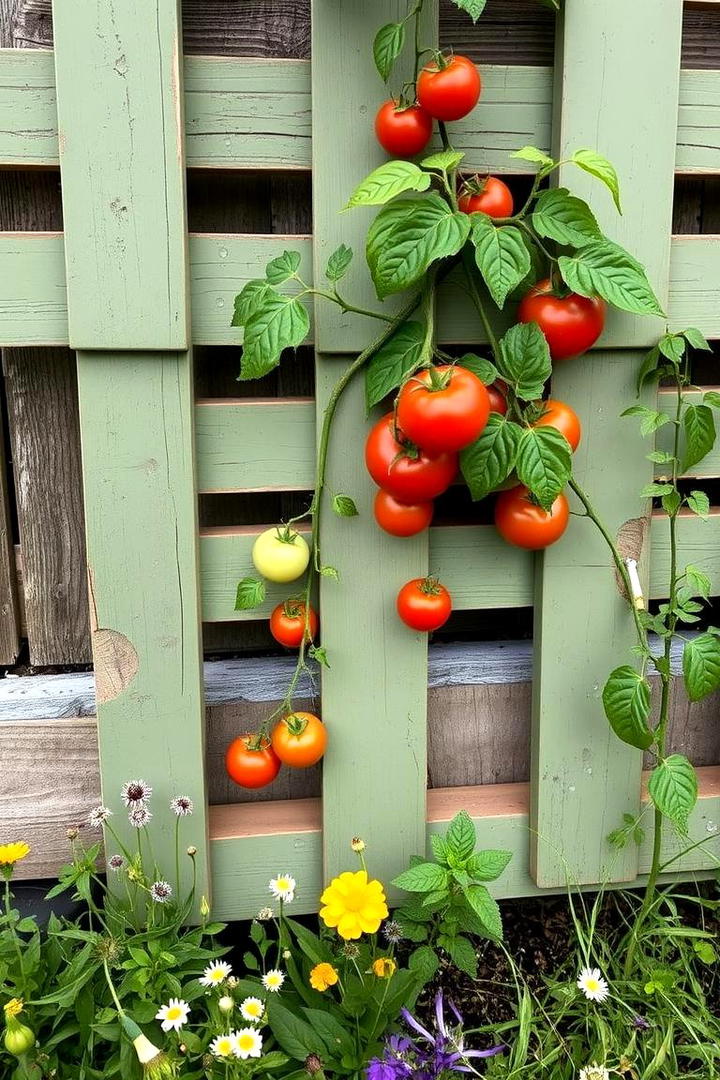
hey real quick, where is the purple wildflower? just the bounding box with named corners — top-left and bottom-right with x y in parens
top-left (632, 1015), bottom-right (652, 1031)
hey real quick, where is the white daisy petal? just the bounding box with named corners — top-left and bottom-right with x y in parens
top-left (232, 1027), bottom-right (263, 1060)
top-left (268, 874), bottom-right (296, 903)
top-left (577, 966), bottom-right (610, 1003)
top-left (261, 968), bottom-right (285, 993)
top-left (579, 1064), bottom-right (610, 1080)
top-left (200, 960), bottom-right (233, 988)
top-left (210, 1034), bottom-right (235, 1059)
top-left (155, 998), bottom-right (190, 1033)
top-left (239, 996), bottom-right (265, 1023)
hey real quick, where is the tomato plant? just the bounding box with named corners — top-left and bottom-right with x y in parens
top-left (487, 382), bottom-right (508, 416)
top-left (271, 712), bottom-right (328, 768)
top-left (494, 486), bottom-right (570, 550)
top-left (365, 412), bottom-right (457, 500)
top-left (374, 489), bottom-right (434, 536)
top-left (252, 527), bottom-right (310, 583)
top-left (269, 600), bottom-right (319, 648)
top-left (397, 576), bottom-right (452, 631)
top-left (459, 176), bottom-right (514, 219)
top-left (532, 398), bottom-right (582, 451)
top-left (518, 280), bottom-right (606, 361)
top-left (417, 54), bottom-right (481, 121)
top-left (396, 366), bottom-right (490, 454)
top-left (225, 734), bottom-right (281, 789)
top-left (375, 100), bottom-right (433, 157)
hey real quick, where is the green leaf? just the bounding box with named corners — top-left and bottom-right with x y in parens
top-left (265, 249), bottom-right (301, 285)
top-left (636, 346), bottom-right (662, 394)
top-left (457, 353), bottom-right (498, 385)
top-left (392, 862), bottom-right (449, 894)
top-left (687, 490), bottom-right (710, 518)
top-left (622, 405), bottom-right (672, 438)
top-left (430, 834), bottom-right (450, 865)
top-left (498, 321), bottom-right (551, 400)
top-left (421, 149), bottom-right (465, 172)
top-left (320, 565), bottom-right (339, 581)
top-left (267, 1000), bottom-right (325, 1062)
top-left (682, 633), bottom-right (720, 702)
top-left (325, 244), bottom-right (353, 283)
top-left (408, 945), bottom-right (440, 984)
top-left (463, 885), bottom-right (503, 940)
top-left (601, 666), bottom-right (654, 750)
top-left (703, 390), bottom-right (720, 409)
top-left (308, 644), bottom-right (329, 667)
top-left (232, 280), bottom-right (272, 328)
top-left (658, 333), bottom-right (686, 365)
top-left (512, 145), bottom-right (554, 170)
top-left (301, 1009), bottom-right (355, 1060)
top-left (240, 294), bottom-right (310, 380)
top-left (443, 934), bottom-right (478, 977)
top-left (532, 188), bottom-right (601, 248)
top-left (640, 483), bottom-right (675, 498)
top-left (662, 490), bottom-right (682, 516)
top-left (472, 215), bottom-right (531, 308)
top-left (332, 494), bottom-right (359, 517)
top-left (571, 148), bottom-right (622, 213)
top-left (558, 240), bottom-right (664, 317)
top-left (234, 577), bottom-right (266, 611)
top-left (647, 450), bottom-right (674, 465)
top-left (445, 811), bottom-right (476, 862)
top-left (515, 426), bottom-right (572, 511)
top-left (347, 161), bottom-right (431, 208)
top-left (365, 320), bottom-right (426, 409)
top-left (466, 849), bottom-right (513, 882)
top-left (648, 755), bottom-right (698, 831)
top-left (682, 327), bottom-right (711, 352)
top-left (373, 21), bottom-right (406, 82)
top-left (685, 564), bottom-right (711, 600)
top-left (449, 0), bottom-right (487, 21)
top-left (367, 193), bottom-right (471, 299)
top-left (460, 416), bottom-right (522, 501)
top-left (694, 940), bottom-right (717, 965)
top-left (683, 403), bottom-right (716, 471)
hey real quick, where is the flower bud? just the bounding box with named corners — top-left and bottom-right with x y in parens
top-left (200, 895), bottom-right (210, 917)
top-left (3, 1003), bottom-right (35, 1058)
top-left (351, 837), bottom-right (365, 853)
top-left (186, 846), bottom-right (197, 857)
top-left (218, 996), bottom-right (234, 1014)
top-left (305, 1052), bottom-right (324, 1076)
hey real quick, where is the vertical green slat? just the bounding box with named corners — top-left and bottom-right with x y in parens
top-left (53, 0), bottom-right (209, 901)
top-left (52, 2), bottom-right (188, 351)
top-left (530, 0), bottom-right (683, 886)
top-left (312, 0), bottom-right (437, 889)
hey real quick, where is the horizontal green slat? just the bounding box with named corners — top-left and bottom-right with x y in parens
top-left (0, 233), bottom-right (718, 346)
top-left (199, 513), bottom-right (720, 621)
top-left (0, 51), bottom-right (717, 174)
top-left (655, 389), bottom-right (720, 476)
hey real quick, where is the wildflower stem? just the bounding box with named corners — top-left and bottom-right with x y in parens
top-left (175, 817), bottom-right (181, 901)
top-left (4, 877), bottom-right (25, 988)
top-left (102, 957), bottom-right (126, 1018)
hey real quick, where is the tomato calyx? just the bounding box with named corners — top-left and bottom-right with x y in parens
top-left (424, 365), bottom-right (454, 393)
top-left (244, 732), bottom-right (273, 753)
top-left (418, 574), bottom-right (444, 596)
top-left (282, 712), bottom-right (310, 737)
top-left (460, 175), bottom-right (490, 198)
top-left (282, 597), bottom-right (305, 619)
top-left (275, 524), bottom-right (301, 545)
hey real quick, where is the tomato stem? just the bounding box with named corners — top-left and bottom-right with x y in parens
top-left (461, 248), bottom-right (500, 361)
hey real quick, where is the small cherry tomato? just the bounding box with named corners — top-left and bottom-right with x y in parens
top-left (494, 486), bottom-right (570, 550)
top-left (225, 734), bottom-right (281, 789)
top-left (396, 365), bottom-right (490, 455)
top-left (487, 382), bottom-right (508, 416)
top-left (417, 55), bottom-right (481, 121)
top-left (373, 489), bottom-right (434, 537)
top-left (397, 576), bottom-right (452, 632)
top-left (459, 176), bottom-right (514, 219)
top-left (269, 601), bottom-right (319, 648)
top-left (532, 399), bottom-right (581, 451)
top-left (271, 712), bottom-right (327, 768)
top-left (375, 100), bottom-right (433, 157)
top-left (252, 527), bottom-right (310, 583)
top-left (518, 279), bottom-right (605, 361)
top-left (365, 413), bottom-right (457, 502)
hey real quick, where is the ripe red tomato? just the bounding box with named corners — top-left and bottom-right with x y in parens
top-left (487, 382), bottom-right (508, 416)
top-left (269, 601), bottom-right (318, 648)
top-left (365, 413), bottom-right (457, 501)
top-left (271, 712), bottom-right (327, 768)
top-left (459, 177), bottom-right (514, 219)
top-left (225, 734), bottom-right (281, 789)
top-left (396, 366), bottom-right (490, 455)
top-left (494, 487), bottom-right (570, 550)
top-left (417, 55), bottom-right (481, 121)
top-left (397, 577), bottom-right (452, 632)
top-left (532, 399), bottom-right (581, 451)
top-left (375, 100), bottom-right (433, 157)
top-left (518, 280), bottom-right (605, 361)
top-left (373, 489), bottom-right (434, 537)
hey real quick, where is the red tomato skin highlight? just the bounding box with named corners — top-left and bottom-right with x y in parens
top-left (417, 55), bottom-right (482, 121)
top-left (518, 279), bottom-right (606, 361)
top-left (374, 100), bottom-right (433, 157)
top-left (494, 487), bottom-right (570, 550)
top-left (397, 578), bottom-right (453, 632)
top-left (487, 382), bottom-right (508, 416)
top-left (458, 177), bottom-right (514, 219)
top-left (269, 603), bottom-right (319, 648)
top-left (396, 366), bottom-right (490, 455)
top-left (225, 735), bottom-right (281, 789)
top-left (532, 399), bottom-right (581, 451)
top-left (365, 413), bottom-right (457, 501)
top-left (373, 489), bottom-right (434, 537)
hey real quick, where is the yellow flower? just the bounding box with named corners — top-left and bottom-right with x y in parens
top-left (319, 870), bottom-right (388, 940)
top-left (3, 999), bottom-right (23, 1018)
top-left (309, 963), bottom-right (339, 992)
top-left (0, 843), bottom-right (30, 866)
top-left (372, 957), bottom-right (396, 978)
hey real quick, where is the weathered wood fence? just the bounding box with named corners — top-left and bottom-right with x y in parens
top-left (0, 0), bottom-right (719, 918)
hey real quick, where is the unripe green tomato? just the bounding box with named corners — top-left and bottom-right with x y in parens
top-left (4, 1020), bottom-right (36, 1057)
top-left (252, 528), bottom-right (310, 584)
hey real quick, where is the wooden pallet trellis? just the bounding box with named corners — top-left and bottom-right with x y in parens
top-left (0, 0), bottom-right (718, 915)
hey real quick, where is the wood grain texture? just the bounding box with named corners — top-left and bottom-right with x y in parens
top-left (52, 1), bottom-right (189, 350)
top-left (0, 397), bottom-right (19, 664)
top-left (531, 0), bottom-right (684, 888)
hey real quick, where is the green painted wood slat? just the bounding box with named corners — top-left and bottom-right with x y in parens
top-left (53, 0), bottom-right (209, 902)
top-left (0, 49), bottom-right (718, 175)
top-left (0, 232), bottom-right (718, 347)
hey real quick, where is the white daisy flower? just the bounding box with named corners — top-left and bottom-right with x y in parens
top-left (150, 880), bottom-right (173, 904)
top-left (232, 1027), bottom-right (263, 1060)
top-left (579, 1064), bottom-right (610, 1080)
top-left (88, 805), bottom-right (112, 829)
top-left (269, 874), bottom-right (296, 903)
top-left (218, 995), bottom-right (235, 1014)
top-left (255, 907), bottom-right (274, 921)
top-left (200, 960), bottom-right (233, 988)
top-left (155, 998), bottom-right (190, 1032)
top-left (121, 779), bottom-right (153, 806)
top-left (210, 1033), bottom-right (235, 1059)
top-left (262, 969), bottom-right (285, 993)
top-left (577, 967), bottom-right (610, 1003)
top-left (170, 795), bottom-right (194, 817)
top-left (128, 805), bottom-right (152, 828)
top-left (239, 997), bottom-right (265, 1023)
